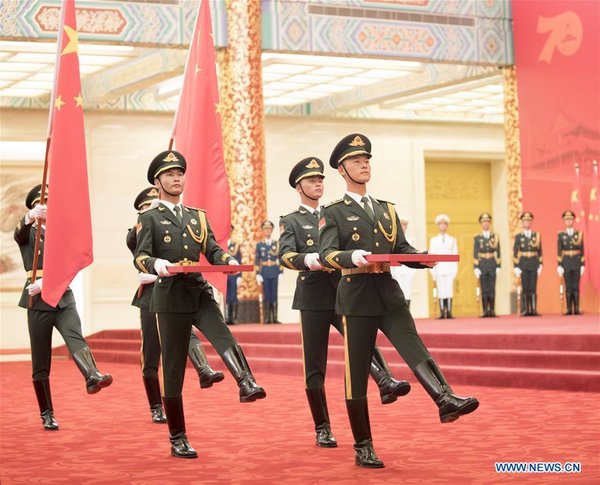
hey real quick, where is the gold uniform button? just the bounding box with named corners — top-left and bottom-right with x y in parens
top-left (373, 228), bottom-right (378, 233)
top-left (183, 233), bottom-right (187, 238)
top-left (300, 276), bottom-right (305, 281)
top-left (158, 279), bottom-right (162, 283)
top-left (375, 242), bottom-right (380, 247)
top-left (346, 277), bottom-right (351, 282)
top-left (184, 245), bottom-right (188, 249)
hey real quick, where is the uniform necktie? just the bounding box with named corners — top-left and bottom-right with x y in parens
top-left (174, 205), bottom-right (183, 223)
top-left (361, 196), bottom-right (375, 222)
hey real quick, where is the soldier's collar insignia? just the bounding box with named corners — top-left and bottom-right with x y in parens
top-left (163, 152), bottom-right (179, 162)
top-left (158, 205), bottom-right (165, 211)
top-left (147, 188), bottom-right (159, 197)
top-left (349, 136), bottom-right (365, 147)
top-left (305, 159), bottom-right (320, 169)
top-left (299, 209), bottom-right (307, 214)
top-left (190, 218), bottom-right (198, 225)
top-left (347, 215), bottom-right (360, 221)
top-left (343, 199), bottom-right (352, 205)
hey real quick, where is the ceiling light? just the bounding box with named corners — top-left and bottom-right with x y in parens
top-left (0, 140), bottom-right (47, 161)
top-left (310, 84), bottom-right (351, 93)
top-left (262, 72), bottom-right (287, 82)
top-left (263, 64), bottom-right (313, 74)
top-left (361, 69), bottom-right (411, 79)
top-left (28, 72), bottom-right (55, 82)
top-left (78, 55), bottom-right (130, 66)
top-left (8, 52), bottom-right (56, 64)
top-left (79, 65), bottom-right (105, 75)
top-left (0, 71), bottom-right (26, 81)
top-left (10, 80), bottom-right (52, 90)
top-left (0, 62), bottom-right (44, 72)
top-left (286, 74), bottom-right (335, 84)
top-left (264, 96), bottom-right (307, 106)
top-left (286, 90), bottom-right (327, 100)
top-left (311, 66), bottom-right (363, 76)
top-left (263, 89), bottom-right (285, 98)
top-left (335, 77), bottom-right (377, 86)
top-left (156, 75), bottom-right (183, 97)
top-left (0, 88), bottom-right (48, 97)
top-left (266, 81), bottom-right (310, 91)
top-left (0, 41), bottom-right (56, 53)
top-left (475, 84), bottom-right (503, 94)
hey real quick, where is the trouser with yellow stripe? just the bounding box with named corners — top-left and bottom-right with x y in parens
top-left (343, 304), bottom-right (430, 400)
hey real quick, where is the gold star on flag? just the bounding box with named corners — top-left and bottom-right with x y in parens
top-left (74, 93), bottom-right (83, 108)
top-left (195, 64), bottom-right (202, 75)
top-left (55, 95), bottom-right (65, 110)
top-left (571, 190), bottom-right (578, 203)
top-left (61, 25), bottom-right (79, 56)
top-left (591, 187), bottom-right (597, 201)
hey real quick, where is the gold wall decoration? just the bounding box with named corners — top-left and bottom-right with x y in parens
top-left (219, 0), bottom-right (266, 300)
top-left (503, 66), bottom-right (523, 290)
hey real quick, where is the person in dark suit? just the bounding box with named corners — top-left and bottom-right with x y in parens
top-left (557, 210), bottom-right (585, 315)
top-left (319, 134), bottom-right (478, 468)
top-left (255, 221), bottom-right (283, 323)
top-left (473, 212), bottom-right (501, 317)
top-left (134, 150), bottom-right (265, 458)
top-left (225, 227), bottom-right (242, 324)
top-left (279, 157), bottom-right (411, 448)
top-left (513, 212), bottom-right (542, 316)
top-left (127, 187), bottom-right (224, 423)
top-left (15, 184), bottom-right (112, 431)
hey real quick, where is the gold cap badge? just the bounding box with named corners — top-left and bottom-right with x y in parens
top-left (163, 152), bottom-right (179, 162)
top-left (147, 188), bottom-right (159, 197)
top-left (305, 159), bottom-right (320, 169)
top-left (349, 136), bottom-right (365, 147)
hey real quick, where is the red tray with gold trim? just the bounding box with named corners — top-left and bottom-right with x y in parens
top-left (366, 254), bottom-right (459, 265)
top-left (167, 264), bottom-right (254, 274)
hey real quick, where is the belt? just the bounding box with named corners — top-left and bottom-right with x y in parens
top-left (341, 262), bottom-right (390, 276)
top-left (26, 270), bottom-right (43, 278)
top-left (174, 259), bottom-right (199, 266)
top-left (260, 261), bottom-right (279, 267)
top-left (562, 250), bottom-right (581, 256)
top-left (478, 253), bottom-right (496, 259)
top-left (519, 251), bottom-right (538, 257)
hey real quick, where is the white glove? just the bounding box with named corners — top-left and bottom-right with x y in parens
top-left (557, 266), bottom-right (564, 277)
top-left (256, 274), bottom-right (263, 284)
top-left (304, 253), bottom-right (323, 271)
top-left (27, 278), bottom-right (42, 295)
top-left (496, 267), bottom-right (501, 274)
top-left (581, 266), bottom-right (585, 276)
top-left (513, 267), bottom-right (522, 277)
top-left (26, 204), bottom-right (47, 224)
top-left (474, 268), bottom-right (481, 279)
top-left (537, 265), bottom-right (543, 276)
top-left (351, 250), bottom-right (371, 267)
top-left (138, 272), bottom-right (157, 285)
top-left (154, 258), bottom-right (174, 277)
top-left (236, 276), bottom-right (242, 285)
top-left (228, 258), bottom-right (240, 265)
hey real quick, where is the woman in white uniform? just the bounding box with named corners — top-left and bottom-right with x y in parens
top-left (390, 216), bottom-right (417, 309)
top-left (429, 214), bottom-right (458, 318)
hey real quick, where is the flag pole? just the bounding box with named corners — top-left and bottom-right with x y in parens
top-left (29, 136), bottom-right (52, 307)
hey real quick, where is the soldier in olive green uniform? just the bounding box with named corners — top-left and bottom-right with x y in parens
top-left (15, 185), bottom-right (113, 431)
top-left (513, 212), bottom-right (542, 316)
top-left (473, 212), bottom-right (501, 317)
top-left (279, 157), bottom-right (411, 448)
top-left (127, 187), bottom-right (224, 424)
top-left (557, 210), bottom-right (585, 315)
top-left (319, 134), bottom-right (479, 468)
top-left (134, 151), bottom-right (265, 459)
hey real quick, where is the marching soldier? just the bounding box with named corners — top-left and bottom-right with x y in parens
top-left (473, 213), bottom-right (501, 317)
top-left (513, 211), bottom-right (543, 316)
top-left (134, 151), bottom-right (266, 459)
top-left (255, 221), bottom-right (282, 323)
top-left (319, 134), bottom-right (478, 468)
top-left (127, 187), bottom-right (224, 423)
top-left (390, 216), bottom-right (417, 308)
top-left (429, 214), bottom-right (458, 318)
top-left (280, 157), bottom-right (411, 448)
top-left (15, 185), bottom-right (113, 431)
top-left (557, 210), bottom-right (584, 315)
top-left (225, 227), bottom-right (242, 324)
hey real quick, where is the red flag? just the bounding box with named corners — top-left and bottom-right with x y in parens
top-left (42, 0), bottom-right (93, 306)
top-left (172, 0), bottom-right (230, 294)
top-left (588, 160), bottom-right (600, 291)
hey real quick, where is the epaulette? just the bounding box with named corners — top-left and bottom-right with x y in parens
top-left (376, 198), bottom-right (395, 205)
top-left (323, 198), bottom-right (343, 208)
top-left (184, 205), bottom-right (205, 212)
top-left (280, 209), bottom-right (300, 219)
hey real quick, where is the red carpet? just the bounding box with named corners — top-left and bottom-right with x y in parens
top-left (1, 361), bottom-right (599, 484)
top-left (81, 315), bottom-right (600, 392)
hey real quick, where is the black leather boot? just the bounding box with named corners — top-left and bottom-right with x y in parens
top-left (480, 297), bottom-right (488, 317)
top-left (33, 379), bottom-right (59, 430)
top-left (520, 293), bottom-right (528, 316)
top-left (305, 387), bottom-right (337, 447)
top-left (225, 304), bottom-right (234, 325)
top-left (345, 397), bottom-right (384, 468)
top-left (413, 358), bottom-right (479, 423)
top-left (72, 347), bottom-right (113, 394)
top-left (565, 294), bottom-right (573, 315)
top-left (263, 303), bottom-right (271, 323)
top-left (222, 345), bottom-right (266, 402)
top-left (437, 299), bottom-right (445, 319)
top-left (188, 341), bottom-right (224, 389)
top-left (232, 303), bottom-right (238, 323)
top-left (531, 294), bottom-right (540, 316)
top-left (574, 292), bottom-right (582, 314)
top-left (143, 375), bottom-right (167, 423)
top-left (272, 303), bottom-right (281, 324)
top-left (446, 298), bottom-right (454, 319)
top-left (163, 395), bottom-right (197, 458)
top-left (370, 347), bottom-right (411, 405)
top-left (489, 296), bottom-right (497, 317)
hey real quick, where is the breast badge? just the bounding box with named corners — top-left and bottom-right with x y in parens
top-left (190, 218), bottom-right (197, 225)
top-left (164, 235), bottom-right (172, 243)
top-left (347, 216), bottom-right (359, 221)
top-left (352, 233), bottom-right (360, 241)
top-left (307, 239), bottom-right (314, 246)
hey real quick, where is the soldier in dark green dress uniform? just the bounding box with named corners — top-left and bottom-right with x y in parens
top-left (225, 227), bottom-right (242, 324)
top-left (279, 157), bottom-right (411, 448)
top-left (127, 187), bottom-right (224, 423)
top-left (134, 151), bottom-right (266, 459)
top-left (255, 221), bottom-right (283, 323)
top-left (557, 210), bottom-right (585, 315)
top-left (319, 134), bottom-right (479, 468)
top-left (473, 212), bottom-right (501, 317)
top-left (15, 185), bottom-right (113, 431)
top-left (513, 211), bottom-right (543, 316)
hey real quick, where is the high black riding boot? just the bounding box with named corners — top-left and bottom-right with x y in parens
top-left (143, 375), bottom-right (167, 423)
top-left (413, 358), bottom-right (479, 423)
top-left (72, 347), bottom-right (113, 394)
top-left (489, 296), bottom-right (497, 317)
top-left (531, 294), bottom-right (540, 316)
top-left (574, 292), bottom-right (582, 315)
top-left (520, 294), bottom-right (528, 316)
top-left (188, 341), bottom-right (224, 389)
top-left (480, 297), bottom-right (488, 317)
top-left (370, 347), bottom-right (411, 405)
top-left (162, 395), bottom-right (197, 458)
top-left (232, 303), bottom-right (239, 323)
top-left (345, 397), bottom-right (384, 468)
top-left (446, 298), bottom-right (454, 319)
top-left (523, 294), bottom-right (531, 316)
top-left (263, 303), bottom-right (271, 324)
top-left (222, 345), bottom-right (266, 402)
top-left (33, 379), bottom-right (59, 430)
top-left (437, 299), bottom-right (445, 319)
top-left (272, 303), bottom-right (281, 324)
top-left (305, 387), bottom-right (337, 447)
top-left (565, 294), bottom-right (573, 315)
top-left (225, 304), bottom-right (234, 325)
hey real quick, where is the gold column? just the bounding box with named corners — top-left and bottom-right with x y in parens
top-left (219, 0), bottom-right (266, 301)
top-left (503, 66), bottom-right (523, 292)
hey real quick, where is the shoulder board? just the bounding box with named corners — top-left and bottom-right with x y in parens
top-left (281, 209), bottom-right (300, 219)
top-left (376, 198), bottom-right (395, 205)
top-left (184, 205), bottom-right (205, 212)
top-left (323, 198), bottom-right (343, 208)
